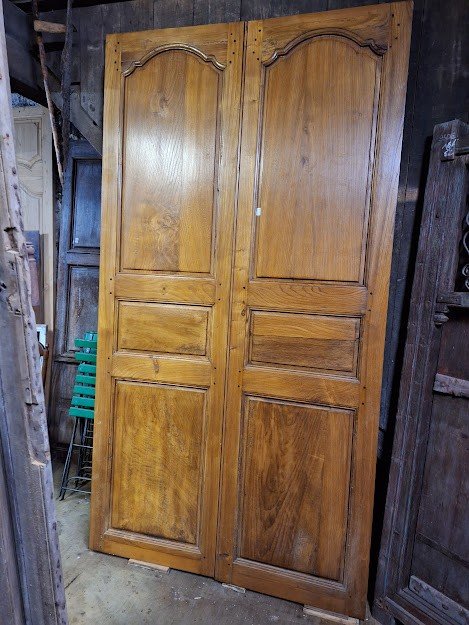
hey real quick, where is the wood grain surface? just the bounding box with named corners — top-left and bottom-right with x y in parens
top-left (255, 36), bottom-right (378, 282)
top-left (240, 398), bottom-right (353, 581)
top-left (120, 50), bottom-right (219, 273)
top-left (117, 302), bottom-right (209, 355)
top-left (90, 21), bottom-right (245, 577)
top-left (216, 3), bottom-right (412, 619)
top-left (111, 381), bottom-right (206, 543)
top-left (249, 311), bottom-right (359, 373)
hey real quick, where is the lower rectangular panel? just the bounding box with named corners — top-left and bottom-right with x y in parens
top-left (111, 381), bottom-right (206, 545)
top-left (238, 397), bottom-right (353, 581)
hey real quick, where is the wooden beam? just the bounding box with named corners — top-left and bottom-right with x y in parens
top-left (0, 2), bottom-right (68, 622)
top-left (60, 0), bottom-right (73, 165)
top-left (433, 373), bottom-right (469, 399)
top-left (34, 18), bottom-right (66, 33)
top-left (32, 0), bottom-right (64, 184)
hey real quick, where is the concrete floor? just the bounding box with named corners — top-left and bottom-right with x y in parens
top-left (54, 463), bottom-right (376, 625)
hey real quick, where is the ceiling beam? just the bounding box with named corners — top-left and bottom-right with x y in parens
top-left (11, 0), bottom-right (133, 13)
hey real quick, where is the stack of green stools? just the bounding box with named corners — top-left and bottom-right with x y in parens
top-left (59, 332), bottom-right (97, 499)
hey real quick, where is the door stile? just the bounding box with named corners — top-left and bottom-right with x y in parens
top-left (90, 34), bottom-right (122, 553)
top-left (342, 2), bottom-right (413, 608)
top-left (199, 22), bottom-right (246, 575)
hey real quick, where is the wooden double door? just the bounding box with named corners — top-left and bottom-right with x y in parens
top-left (90, 3), bottom-right (411, 618)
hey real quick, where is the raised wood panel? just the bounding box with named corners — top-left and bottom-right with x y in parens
top-left (249, 311), bottom-right (359, 373)
top-left (66, 265), bottom-right (99, 353)
top-left (255, 36), bottom-right (379, 282)
top-left (114, 273), bottom-right (216, 304)
top-left (111, 381), bottom-right (206, 544)
top-left (248, 281), bottom-right (368, 315)
top-left (71, 158), bottom-right (102, 250)
top-left (120, 50), bottom-right (220, 274)
top-left (240, 397), bottom-right (353, 581)
top-left (117, 302), bottom-right (209, 355)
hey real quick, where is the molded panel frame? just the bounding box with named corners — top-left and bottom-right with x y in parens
top-left (252, 33), bottom-right (382, 284)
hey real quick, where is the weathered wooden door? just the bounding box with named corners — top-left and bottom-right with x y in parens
top-left (50, 140), bottom-right (101, 447)
top-left (13, 104), bottom-right (53, 334)
top-left (90, 22), bottom-right (244, 576)
top-left (216, 3), bottom-right (411, 618)
top-left (91, 4), bottom-right (411, 616)
top-left (374, 120), bottom-right (469, 625)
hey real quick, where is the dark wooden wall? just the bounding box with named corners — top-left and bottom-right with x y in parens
top-left (41, 0), bottom-right (468, 460)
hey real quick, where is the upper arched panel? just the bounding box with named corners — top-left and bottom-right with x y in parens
top-left (123, 44), bottom-right (225, 77)
top-left (264, 28), bottom-right (387, 66)
top-left (120, 49), bottom-right (222, 274)
top-left (254, 34), bottom-right (382, 283)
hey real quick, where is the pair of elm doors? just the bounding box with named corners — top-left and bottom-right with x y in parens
top-left (90, 3), bottom-right (411, 618)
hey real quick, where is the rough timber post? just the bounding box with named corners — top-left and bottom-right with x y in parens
top-left (0, 1), bottom-right (68, 623)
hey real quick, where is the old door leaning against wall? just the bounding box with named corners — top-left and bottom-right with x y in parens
top-left (50, 140), bottom-right (102, 448)
top-left (13, 104), bottom-right (53, 335)
top-left (90, 22), bottom-right (244, 576)
top-left (216, 3), bottom-right (412, 619)
top-left (374, 120), bottom-right (469, 625)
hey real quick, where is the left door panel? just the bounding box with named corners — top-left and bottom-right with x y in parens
top-left (90, 23), bottom-right (244, 575)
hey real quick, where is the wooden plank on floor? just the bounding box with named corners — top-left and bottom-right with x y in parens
top-left (303, 605), bottom-right (359, 624)
top-left (128, 559), bottom-right (170, 573)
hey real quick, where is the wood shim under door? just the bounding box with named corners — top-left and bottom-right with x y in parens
top-left (90, 4), bottom-right (412, 619)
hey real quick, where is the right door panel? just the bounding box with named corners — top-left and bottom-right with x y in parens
top-left (217, 3), bottom-right (412, 618)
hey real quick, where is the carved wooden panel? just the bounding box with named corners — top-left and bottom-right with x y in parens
top-left (120, 50), bottom-right (220, 274)
top-left (239, 397), bottom-right (353, 581)
top-left (255, 36), bottom-right (379, 283)
top-left (111, 381), bottom-right (206, 544)
top-left (13, 105), bottom-right (53, 330)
